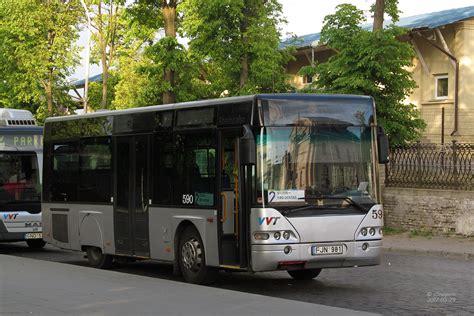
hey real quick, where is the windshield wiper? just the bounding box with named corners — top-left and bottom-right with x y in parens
top-left (283, 195), bottom-right (366, 216)
top-left (306, 195), bottom-right (366, 212)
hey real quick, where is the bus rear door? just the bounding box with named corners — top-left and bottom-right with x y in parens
top-left (114, 135), bottom-right (151, 258)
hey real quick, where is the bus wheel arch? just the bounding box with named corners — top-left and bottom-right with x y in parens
top-left (175, 222), bottom-right (217, 284)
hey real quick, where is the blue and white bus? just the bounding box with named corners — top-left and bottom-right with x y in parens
top-left (42, 94), bottom-right (389, 283)
top-left (0, 109), bottom-right (44, 248)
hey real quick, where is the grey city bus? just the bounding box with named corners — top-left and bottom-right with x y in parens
top-left (0, 109), bottom-right (44, 248)
top-left (42, 94), bottom-right (389, 284)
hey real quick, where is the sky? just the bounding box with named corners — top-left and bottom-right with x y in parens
top-left (71, 0), bottom-right (474, 81)
top-left (279, 0), bottom-right (474, 37)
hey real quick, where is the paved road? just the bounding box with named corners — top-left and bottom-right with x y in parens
top-left (1, 255), bottom-right (372, 316)
top-left (1, 242), bottom-right (473, 315)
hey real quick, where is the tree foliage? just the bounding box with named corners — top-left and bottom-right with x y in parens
top-left (0, 0), bottom-right (81, 120)
top-left (180, 0), bottom-right (293, 96)
top-left (302, 4), bottom-right (425, 145)
top-left (87, 0), bottom-right (128, 109)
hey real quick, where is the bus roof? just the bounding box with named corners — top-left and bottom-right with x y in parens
top-left (0, 108), bottom-right (37, 127)
top-left (44, 94), bottom-right (373, 123)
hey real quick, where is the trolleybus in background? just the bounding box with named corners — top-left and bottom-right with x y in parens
top-left (0, 109), bottom-right (44, 249)
top-left (42, 94), bottom-right (389, 284)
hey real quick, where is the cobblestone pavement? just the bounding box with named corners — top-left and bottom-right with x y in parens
top-left (1, 242), bottom-right (473, 315)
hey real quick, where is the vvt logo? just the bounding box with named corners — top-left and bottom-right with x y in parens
top-left (258, 216), bottom-right (280, 225)
top-left (3, 213), bottom-right (19, 220)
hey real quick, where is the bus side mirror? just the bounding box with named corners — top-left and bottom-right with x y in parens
top-left (377, 126), bottom-right (389, 164)
top-left (240, 125), bottom-right (256, 165)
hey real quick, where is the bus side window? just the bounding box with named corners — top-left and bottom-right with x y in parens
top-left (51, 143), bottom-right (79, 202)
top-left (153, 132), bottom-right (174, 205)
top-left (174, 132), bottom-right (216, 207)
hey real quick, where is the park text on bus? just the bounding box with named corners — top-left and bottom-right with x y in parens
top-left (42, 94), bottom-right (389, 284)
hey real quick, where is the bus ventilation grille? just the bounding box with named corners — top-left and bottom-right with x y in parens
top-left (0, 119), bottom-right (37, 126)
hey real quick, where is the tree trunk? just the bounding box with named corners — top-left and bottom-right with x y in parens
top-left (46, 78), bottom-right (53, 114)
top-left (373, 0), bottom-right (385, 31)
top-left (162, 2), bottom-right (176, 104)
top-left (101, 51), bottom-right (108, 109)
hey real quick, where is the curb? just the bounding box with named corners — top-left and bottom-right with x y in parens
top-left (382, 247), bottom-right (474, 260)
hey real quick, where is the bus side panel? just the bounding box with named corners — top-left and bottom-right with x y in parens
top-left (42, 203), bottom-right (115, 254)
top-left (148, 207), bottom-right (219, 267)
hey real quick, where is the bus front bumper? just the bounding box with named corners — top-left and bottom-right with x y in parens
top-left (250, 240), bottom-right (382, 272)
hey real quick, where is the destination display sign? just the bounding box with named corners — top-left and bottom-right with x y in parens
top-left (0, 134), bottom-right (43, 150)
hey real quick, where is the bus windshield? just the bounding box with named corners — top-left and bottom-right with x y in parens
top-left (0, 152), bottom-right (40, 203)
top-left (257, 125), bottom-right (375, 207)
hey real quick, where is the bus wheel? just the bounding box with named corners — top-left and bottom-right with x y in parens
top-left (179, 226), bottom-right (218, 285)
top-left (287, 268), bottom-right (322, 280)
top-left (86, 246), bottom-right (113, 269)
top-left (26, 239), bottom-right (46, 249)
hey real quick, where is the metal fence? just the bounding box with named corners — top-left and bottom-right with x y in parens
top-left (385, 141), bottom-right (474, 190)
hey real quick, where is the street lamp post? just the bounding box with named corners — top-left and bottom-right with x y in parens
top-left (80, 0), bottom-right (91, 114)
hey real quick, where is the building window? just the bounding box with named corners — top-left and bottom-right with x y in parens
top-left (435, 75), bottom-right (448, 99)
top-left (303, 75), bottom-right (313, 84)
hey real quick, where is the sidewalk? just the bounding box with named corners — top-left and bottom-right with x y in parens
top-left (382, 233), bottom-right (474, 259)
top-left (0, 255), bottom-right (376, 316)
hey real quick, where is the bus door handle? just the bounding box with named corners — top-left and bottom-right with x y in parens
top-left (220, 192), bottom-right (227, 222)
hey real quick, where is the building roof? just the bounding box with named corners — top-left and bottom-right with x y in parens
top-left (71, 73), bottom-right (103, 89)
top-left (281, 6), bottom-right (474, 49)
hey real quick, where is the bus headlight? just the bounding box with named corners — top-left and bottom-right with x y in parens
top-left (283, 231), bottom-right (291, 240)
top-left (361, 228), bottom-right (368, 236)
top-left (274, 232), bottom-right (281, 240)
top-left (254, 232), bottom-right (270, 240)
top-left (369, 228), bottom-right (376, 236)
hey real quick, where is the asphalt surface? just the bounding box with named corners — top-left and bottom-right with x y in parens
top-left (1, 255), bottom-right (373, 316)
top-left (1, 242), bottom-right (473, 315)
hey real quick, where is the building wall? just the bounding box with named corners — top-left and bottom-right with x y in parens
top-left (409, 19), bottom-right (474, 143)
top-left (286, 48), bottom-right (334, 89)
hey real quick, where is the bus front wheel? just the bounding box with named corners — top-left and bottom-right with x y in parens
top-left (287, 268), bottom-right (322, 280)
top-left (26, 239), bottom-right (46, 249)
top-left (86, 246), bottom-right (113, 269)
top-left (178, 226), bottom-right (218, 285)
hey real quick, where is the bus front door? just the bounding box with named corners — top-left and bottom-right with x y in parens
top-left (219, 131), bottom-right (241, 266)
top-left (114, 135), bottom-right (150, 258)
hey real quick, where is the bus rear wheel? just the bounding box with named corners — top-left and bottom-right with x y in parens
top-left (178, 226), bottom-right (218, 285)
top-left (86, 246), bottom-right (113, 269)
top-left (287, 268), bottom-right (322, 280)
top-left (26, 239), bottom-right (46, 249)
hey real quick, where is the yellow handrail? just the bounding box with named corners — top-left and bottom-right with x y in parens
top-left (220, 192), bottom-right (227, 222)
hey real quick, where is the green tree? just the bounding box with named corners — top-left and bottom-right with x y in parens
top-left (302, 4), bottom-right (425, 145)
top-left (85, 0), bottom-right (129, 109)
top-left (125, 0), bottom-right (181, 104)
top-left (181, 0), bottom-right (293, 96)
top-left (0, 0), bottom-right (81, 119)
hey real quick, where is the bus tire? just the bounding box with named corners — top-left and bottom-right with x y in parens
top-left (178, 226), bottom-right (218, 285)
top-left (26, 239), bottom-right (46, 249)
top-left (287, 268), bottom-right (322, 280)
top-left (86, 246), bottom-right (113, 269)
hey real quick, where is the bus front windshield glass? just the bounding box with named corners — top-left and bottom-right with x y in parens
top-left (0, 153), bottom-right (40, 203)
top-left (257, 125), bottom-right (375, 208)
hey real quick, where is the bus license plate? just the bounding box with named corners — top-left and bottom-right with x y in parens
top-left (25, 233), bottom-right (42, 239)
top-left (311, 245), bottom-right (343, 255)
